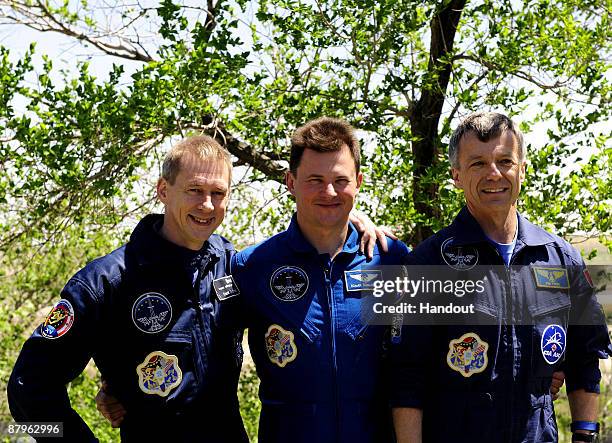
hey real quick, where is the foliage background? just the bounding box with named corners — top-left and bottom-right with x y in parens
top-left (0, 0), bottom-right (610, 441)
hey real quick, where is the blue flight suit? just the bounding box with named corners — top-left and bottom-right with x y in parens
top-left (8, 214), bottom-right (247, 443)
top-left (232, 215), bottom-right (410, 443)
top-left (389, 207), bottom-right (612, 443)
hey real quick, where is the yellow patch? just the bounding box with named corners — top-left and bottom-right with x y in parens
top-left (265, 324), bottom-right (298, 368)
top-left (446, 332), bottom-right (489, 378)
top-left (532, 267), bottom-right (569, 289)
top-left (136, 351), bottom-right (183, 397)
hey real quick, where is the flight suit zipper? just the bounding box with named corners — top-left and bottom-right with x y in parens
top-left (490, 244), bottom-right (523, 443)
top-left (323, 260), bottom-right (340, 440)
top-left (505, 246), bottom-right (526, 443)
top-left (192, 252), bottom-right (217, 382)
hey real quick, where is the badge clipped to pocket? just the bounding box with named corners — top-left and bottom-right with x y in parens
top-left (213, 275), bottom-right (240, 301)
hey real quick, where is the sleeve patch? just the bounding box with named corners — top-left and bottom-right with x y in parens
top-left (41, 299), bottom-right (75, 339)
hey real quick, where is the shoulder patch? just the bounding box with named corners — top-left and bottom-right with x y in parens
top-left (541, 324), bottom-right (566, 365)
top-left (532, 267), bottom-right (570, 289)
top-left (136, 351), bottom-right (183, 397)
top-left (213, 275), bottom-right (240, 300)
top-left (269, 266), bottom-right (309, 302)
top-left (41, 299), bottom-right (75, 339)
top-left (441, 237), bottom-right (479, 270)
top-left (447, 332), bottom-right (489, 377)
top-left (265, 324), bottom-right (297, 367)
top-left (344, 269), bottom-right (383, 291)
top-left (132, 292), bottom-right (173, 334)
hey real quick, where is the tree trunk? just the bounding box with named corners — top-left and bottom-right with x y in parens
top-left (409, 0), bottom-right (466, 244)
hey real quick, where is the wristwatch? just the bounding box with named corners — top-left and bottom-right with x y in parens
top-left (571, 433), bottom-right (598, 443)
top-left (571, 421), bottom-right (599, 443)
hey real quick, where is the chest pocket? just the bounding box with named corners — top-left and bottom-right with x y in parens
top-left (247, 264), bottom-right (321, 344)
top-left (257, 295), bottom-right (321, 344)
top-left (529, 294), bottom-right (570, 376)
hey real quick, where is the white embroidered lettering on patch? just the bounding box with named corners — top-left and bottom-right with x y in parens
top-left (541, 324), bottom-right (566, 365)
top-left (441, 237), bottom-right (479, 270)
top-left (132, 292), bottom-right (173, 334)
top-left (344, 269), bottom-right (383, 291)
top-left (269, 266), bottom-right (309, 302)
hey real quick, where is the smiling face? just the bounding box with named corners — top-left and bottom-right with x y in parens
top-left (157, 154), bottom-right (230, 250)
top-left (287, 145), bottom-right (362, 232)
top-left (452, 130), bottom-right (526, 220)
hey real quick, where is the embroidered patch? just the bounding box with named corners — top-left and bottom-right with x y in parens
top-left (132, 293), bottom-right (172, 334)
top-left (541, 324), bottom-right (566, 365)
top-left (136, 351), bottom-right (183, 397)
top-left (583, 269), bottom-right (594, 288)
top-left (532, 267), bottom-right (570, 289)
top-left (41, 299), bottom-right (75, 339)
top-left (213, 275), bottom-right (240, 301)
top-left (265, 324), bottom-right (297, 367)
top-left (344, 269), bottom-right (383, 291)
top-left (441, 237), bottom-right (479, 270)
top-left (270, 266), bottom-right (309, 302)
top-left (447, 332), bottom-right (489, 377)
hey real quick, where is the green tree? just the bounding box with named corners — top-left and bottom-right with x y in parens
top-left (0, 1), bottom-right (610, 440)
top-left (0, 0), bottom-right (609, 251)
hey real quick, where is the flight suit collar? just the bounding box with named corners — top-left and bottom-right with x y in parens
top-left (449, 207), bottom-right (489, 246)
top-left (286, 213), bottom-right (360, 255)
top-left (129, 214), bottom-right (222, 268)
top-left (451, 207), bottom-right (555, 248)
top-left (516, 214), bottom-right (557, 246)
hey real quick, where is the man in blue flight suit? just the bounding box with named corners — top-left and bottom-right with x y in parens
top-left (390, 112), bottom-right (612, 443)
top-left (232, 117), bottom-right (410, 443)
top-left (8, 136), bottom-right (249, 442)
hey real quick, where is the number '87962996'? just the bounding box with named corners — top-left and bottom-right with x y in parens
top-left (5, 422), bottom-right (63, 437)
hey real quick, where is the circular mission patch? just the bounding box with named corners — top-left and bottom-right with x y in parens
top-left (132, 292), bottom-right (173, 334)
top-left (441, 237), bottom-right (479, 270)
top-left (269, 266), bottom-right (309, 302)
top-left (41, 299), bottom-right (75, 339)
top-left (541, 324), bottom-right (566, 365)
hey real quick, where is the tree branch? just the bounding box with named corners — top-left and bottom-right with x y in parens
top-left (442, 68), bottom-right (489, 136)
top-left (0, 0), bottom-right (155, 62)
top-left (185, 121), bottom-right (286, 183)
top-left (452, 54), bottom-right (568, 90)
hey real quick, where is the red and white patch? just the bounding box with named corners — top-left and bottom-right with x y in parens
top-left (41, 299), bottom-right (75, 339)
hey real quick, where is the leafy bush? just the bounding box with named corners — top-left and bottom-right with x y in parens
top-left (239, 362), bottom-right (261, 442)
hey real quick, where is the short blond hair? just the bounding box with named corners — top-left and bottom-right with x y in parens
top-left (162, 135), bottom-right (232, 184)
